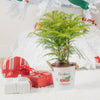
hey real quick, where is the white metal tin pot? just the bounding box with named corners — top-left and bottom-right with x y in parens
top-left (52, 66), bottom-right (75, 90)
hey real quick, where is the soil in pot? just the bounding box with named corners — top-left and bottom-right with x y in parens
top-left (51, 61), bottom-right (76, 67)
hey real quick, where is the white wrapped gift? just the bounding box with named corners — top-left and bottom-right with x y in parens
top-left (4, 75), bottom-right (30, 94)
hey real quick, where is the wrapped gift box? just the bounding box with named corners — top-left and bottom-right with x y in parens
top-left (1, 56), bottom-right (30, 77)
top-left (4, 75), bottom-right (30, 94)
top-left (23, 71), bottom-right (53, 88)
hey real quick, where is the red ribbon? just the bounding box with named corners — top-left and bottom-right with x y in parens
top-left (6, 65), bottom-right (33, 77)
top-left (7, 65), bottom-right (48, 79)
top-left (94, 56), bottom-right (100, 63)
top-left (82, 17), bottom-right (97, 26)
top-left (33, 71), bottom-right (49, 79)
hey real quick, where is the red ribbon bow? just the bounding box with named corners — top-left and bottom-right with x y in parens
top-left (7, 65), bottom-right (34, 77)
top-left (33, 71), bottom-right (49, 79)
top-left (7, 65), bottom-right (48, 80)
top-left (94, 56), bottom-right (100, 63)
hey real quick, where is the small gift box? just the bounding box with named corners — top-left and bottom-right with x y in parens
top-left (23, 71), bottom-right (53, 88)
top-left (4, 75), bottom-right (31, 94)
top-left (1, 56), bottom-right (30, 77)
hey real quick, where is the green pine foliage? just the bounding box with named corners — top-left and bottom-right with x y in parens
top-left (29, 10), bottom-right (91, 65)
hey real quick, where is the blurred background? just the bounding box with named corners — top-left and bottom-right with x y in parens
top-left (0, 0), bottom-right (39, 57)
top-left (0, 0), bottom-right (100, 57)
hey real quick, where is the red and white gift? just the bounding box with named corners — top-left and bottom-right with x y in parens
top-left (1, 56), bottom-right (53, 88)
top-left (1, 56), bottom-right (30, 78)
top-left (23, 70), bottom-right (53, 88)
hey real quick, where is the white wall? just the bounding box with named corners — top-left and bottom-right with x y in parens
top-left (0, 0), bottom-right (39, 57)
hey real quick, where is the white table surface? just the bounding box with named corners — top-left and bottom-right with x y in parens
top-left (0, 69), bottom-right (100, 100)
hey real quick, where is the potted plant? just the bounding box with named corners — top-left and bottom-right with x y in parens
top-left (29, 10), bottom-right (90, 89)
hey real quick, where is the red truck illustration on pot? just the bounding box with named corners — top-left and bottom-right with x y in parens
top-left (60, 76), bottom-right (71, 82)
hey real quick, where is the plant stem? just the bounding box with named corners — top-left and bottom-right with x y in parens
top-left (66, 39), bottom-right (70, 64)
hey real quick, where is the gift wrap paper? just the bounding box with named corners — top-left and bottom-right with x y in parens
top-left (3, 76), bottom-right (30, 94)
